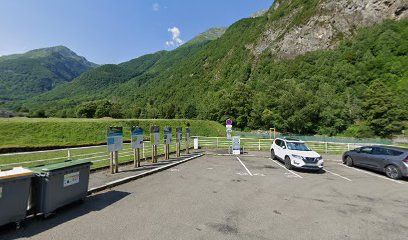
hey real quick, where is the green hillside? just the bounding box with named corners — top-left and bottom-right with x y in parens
top-left (20, 30), bottom-right (222, 117)
top-left (8, 1), bottom-right (408, 137)
top-left (0, 118), bottom-right (225, 148)
top-left (185, 28), bottom-right (227, 46)
top-left (0, 46), bottom-right (97, 101)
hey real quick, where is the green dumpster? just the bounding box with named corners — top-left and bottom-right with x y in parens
top-left (0, 167), bottom-right (33, 228)
top-left (29, 160), bottom-right (92, 217)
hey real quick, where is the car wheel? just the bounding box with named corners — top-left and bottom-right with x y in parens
top-left (284, 156), bottom-right (293, 170)
top-left (345, 156), bottom-right (354, 167)
top-left (385, 165), bottom-right (402, 180)
top-left (271, 149), bottom-right (276, 160)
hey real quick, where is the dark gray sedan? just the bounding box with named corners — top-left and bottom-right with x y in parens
top-left (343, 146), bottom-right (408, 179)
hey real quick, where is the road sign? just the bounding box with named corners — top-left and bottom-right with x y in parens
top-left (226, 121), bottom-right (232, 139)
top-left (164, 127), bottom-right (172, 144)
top-left (131, 126), bottom-right (144, 150)
top-left (107, 127), bottom-right (123, 152)
top-left (226, 125), bottom-right (232, 132)
top-left (232, 136), bottom-right (240, 155)
top-left (176, 127), bottom-right (182, 142)
top-left (150, 126), bottom-right (160, 146)
top-left (226, 119), bottom-right (233, 126)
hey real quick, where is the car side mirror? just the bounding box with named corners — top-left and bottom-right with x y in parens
top-left (282, 146), bottom-right (286, 149)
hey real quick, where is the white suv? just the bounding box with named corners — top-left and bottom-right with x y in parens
top-left (271, 138), bottom-right (323, 171)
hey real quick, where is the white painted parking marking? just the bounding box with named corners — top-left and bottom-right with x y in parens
top-left (325, 159), bottom-right (343, 162)
top-left (253, 173), bottom-right (266, 177)
top-left (325, 169), bottom-right (352, 182)
top-left (236, 172), bottom-right (249, 176)
top-left (236, 157), bottom-right (253, 176)
top-left (269, 158), bottom-right (303, 178)
top-left (338, 163), bottom-right (404, 185)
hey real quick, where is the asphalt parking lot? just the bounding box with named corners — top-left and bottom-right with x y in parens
top-left (2, 152), bottom-right (408, 240)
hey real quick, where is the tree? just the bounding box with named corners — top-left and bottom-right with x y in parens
top-left (363, 80), bottom-right (404, 137)
top-left (95, 100), bottom-right (113, 118)
top-left (29, 109), bottom-right (47, 118)
top-left (76, 102), bottom-right (97, 118)
top-left (184, 104), bottom-right (198, 119)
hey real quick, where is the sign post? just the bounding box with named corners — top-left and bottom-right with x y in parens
top-left (150, 126), bottom-right (160, 163)
top-left (164, 127), bottom-right (172, 160)
top-left (185, 128), bottom-right (190, 154)
top-left (107, 127), bottom-right (123, 174)
top-left (226, 119), bottom-right (233, 139)
top-left (226, 119), bottom-right (233, 153)
top-left (131, 126), bottom-right (144, 168)
top-left (176, 127), bottom-right (182, 157)
top-left (270, 128), bottom-right (276, 140)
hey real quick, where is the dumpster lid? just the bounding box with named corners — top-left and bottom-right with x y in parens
top-left (30, 160), bottom-right (92, 172)
top-left (0, 167), bottom-right (33, 180)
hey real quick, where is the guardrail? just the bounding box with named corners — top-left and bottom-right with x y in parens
top-left (0, 136), bottom-right (396, 169)
top-left (0, 141), bottom-right (188, 170)
top-left (193, 136), bottom-right (372, 154)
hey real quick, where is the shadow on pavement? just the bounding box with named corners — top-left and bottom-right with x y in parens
top-left (350, 165), bottom-right (408, 182)
top-left (295, 168), bottom-right (326, 174)
top-left (0, 190), bottom-right (130, 239)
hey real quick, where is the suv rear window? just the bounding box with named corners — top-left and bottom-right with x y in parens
top-left (371, 147), bottom-right (403, 156)
top-left (372, 147), bottom-right (388, 155)
top-left (279, 140), bottom-right (286, 148)
top-left (386, 149), bottom-right (403, 156)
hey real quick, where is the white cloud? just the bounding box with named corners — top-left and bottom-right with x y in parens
top-left (165, 41), bottom-right (174, 47)
top-left (153, 3), bottom-right (160, 12)
top-left (165, 27), bottom-right (184, 48)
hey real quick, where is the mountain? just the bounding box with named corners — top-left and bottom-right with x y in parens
top-left (20, 28), bottom-right (227, 114)
top-left (15, 0), bottom-right (408, 137)
top-left (250, 0), bottom-right (408, 58)
top-left (0, 46), bottom-right (97, 101)
top-left (185, 28), bottom-right (227, 46)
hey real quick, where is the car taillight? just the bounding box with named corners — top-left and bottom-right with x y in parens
top-left (403, 156), bottom-right (408, 164)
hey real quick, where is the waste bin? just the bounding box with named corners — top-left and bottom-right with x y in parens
top-left (0, 167), bottom-right (33, 228)
top-left (29, 160), bottom-right (92, 217)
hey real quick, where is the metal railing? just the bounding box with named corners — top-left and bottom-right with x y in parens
top-left (1, 135), bottom-right (400, 170)
top-left (237, 132), bottom-right (394, 144)
top-left (0, 141), bottom-right (188, 170)
top-left (193, 136), bottom-right (374, 154)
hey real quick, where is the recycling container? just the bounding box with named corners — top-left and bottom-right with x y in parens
top-left (0, 167), bottom-right (33, 227)
top-left (29, 160), bottom-right (92, 217)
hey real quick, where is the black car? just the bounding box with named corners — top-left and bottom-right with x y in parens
top-left (343, 146), bottom-right (408, 179)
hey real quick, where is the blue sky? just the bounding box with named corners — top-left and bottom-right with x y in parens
top-left (0, 0), bottom-right (273, 64)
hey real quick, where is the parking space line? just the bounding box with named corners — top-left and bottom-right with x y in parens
top-left (325, 169), bottom-right (352, 182)
top-left (236, 157), bottom-right (253, 176)
top-left (269, 158), bottom-right (303, 178)
top-left (338, 163), bottom-right (404, 185)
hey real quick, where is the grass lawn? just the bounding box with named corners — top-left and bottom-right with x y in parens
top-left (0, 118), bottom-right (225, 148)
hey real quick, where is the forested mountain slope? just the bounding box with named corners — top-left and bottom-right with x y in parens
top-left (0, 46), bottom-right (97, 101)
top-left (15, 0), bottom-right (408, 137)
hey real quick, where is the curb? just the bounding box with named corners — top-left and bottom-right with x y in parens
top-left (87, 154), bottom-right (203, 195)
